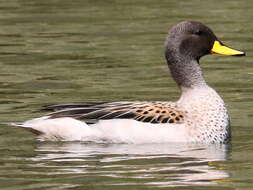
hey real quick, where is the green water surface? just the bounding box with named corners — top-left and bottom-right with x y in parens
top-left (0, 0), bottom-right (252, 189)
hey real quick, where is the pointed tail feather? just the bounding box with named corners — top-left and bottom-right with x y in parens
top-left (3, 122), bottom-right (44, 135)
top-left (3, 122), bottom-right (28, 127)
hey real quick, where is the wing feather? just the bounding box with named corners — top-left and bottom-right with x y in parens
top-left (45, 102), bottom-right (185, 124)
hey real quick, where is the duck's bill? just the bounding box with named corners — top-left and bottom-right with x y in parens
top-left (211, 41), bottom-right (245, 56)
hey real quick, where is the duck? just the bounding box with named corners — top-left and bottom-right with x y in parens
top-left (9, 21), bottom-right (245, 144)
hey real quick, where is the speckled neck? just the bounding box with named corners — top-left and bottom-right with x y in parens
top-left (165, 52), bottom-right (207, 89)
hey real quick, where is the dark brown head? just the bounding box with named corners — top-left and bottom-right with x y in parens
top-left (165, 21), bottom-right (245, 63)
top-left (164, 21), bottom-right (245, 88)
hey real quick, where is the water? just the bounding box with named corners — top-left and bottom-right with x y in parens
top-left (0, 0), bottom-right (252, 189)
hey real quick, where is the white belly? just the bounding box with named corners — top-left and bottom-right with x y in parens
top-left (19, 117), bottom-right (188, 143)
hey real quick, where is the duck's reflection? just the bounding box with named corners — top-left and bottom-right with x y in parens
top-left (31, 142), bottom-right (230, 187)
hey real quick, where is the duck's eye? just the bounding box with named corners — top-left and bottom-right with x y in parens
top-left (193, 30), bottom-right (203, 36)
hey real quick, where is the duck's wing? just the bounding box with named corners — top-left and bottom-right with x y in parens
top-left (42, 102), bottom-right (108, 112)
top-left (44, 102), bottom-right (185, 124)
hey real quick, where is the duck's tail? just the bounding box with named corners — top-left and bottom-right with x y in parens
top-left (4, 117), bottom-right (94, 140)
top-left (4, 122), bottom-right (26, 127)
top-left (4, 121), bottom-right (45, 135)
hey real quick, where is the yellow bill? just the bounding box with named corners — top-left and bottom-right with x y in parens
top-left (211, 41), bottom-right (245, 56)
